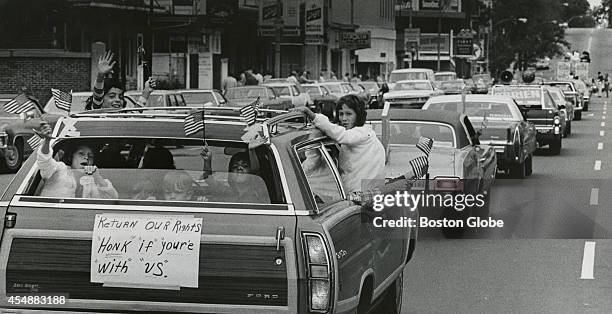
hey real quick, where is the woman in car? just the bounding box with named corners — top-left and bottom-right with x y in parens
top-left (292, 95), bottom-right (385, 193)
top-left (36, 122), bottom-right (118, 199)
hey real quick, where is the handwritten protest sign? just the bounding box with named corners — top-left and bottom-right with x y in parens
top-left (91, 214), bottom-right (203, 289)
top-left (556, 61), bottom-right (571, 80)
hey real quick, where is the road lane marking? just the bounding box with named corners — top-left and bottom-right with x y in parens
top-left (603, 116), bottom-right (607, 120)
top-left (598, 142), bottom-right (604, 150)
top-left (589, 113), bottom-right (595, 117)
top-left (602, 122), bottom-right (606, 127)
top-left (604, 111), bottom-right (607, 115)
top-left (580, 241), bottom-right (596, 279)
top-left (590, 188), bottom-right (599, 205)
top-left (600, 130), bottom-right (605, 136)
top-left (594, 160), bottom-right (601, 170)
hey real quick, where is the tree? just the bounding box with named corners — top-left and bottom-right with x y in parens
top-left (490, 0), bottom-right (568, 77)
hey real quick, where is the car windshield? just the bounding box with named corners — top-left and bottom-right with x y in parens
top-left (390, 72), bottom-right (428, 82)
top-left (370, 121), bottom-right (455, 148)
top-left (225, 88), bottom-right (270, 100)
top-left (393, 82), bottom-right (432, 91)
top-left (31, 138), bottom-right (277, 205)
top-left (181, 92), bottom-right (216, 105)
top-left (127, 93), bottom-right (166, 107)
top-left (426, 101), bottom-right (520, 120)
top-left (304, 86), bottom-right (322, 96)
top-left (270, 86), bottom-right (291, 96)
top-left (322, 84), bottom-right (343, 93)
top-left (491, 88), bottom-right (542, 106)
top-left (440, 81), bottom-right (464, 89)
top-left (360, 82), bottom-right (379, 91)
top-left (544, 83), bottom-right (572, 92)
top-left (435, 74), bottom-right (456, 81)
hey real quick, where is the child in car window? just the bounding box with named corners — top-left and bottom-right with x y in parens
top-left (36, 122), bottom-right (118, 199)
top-left (162, 170), bottom-right (208, 201)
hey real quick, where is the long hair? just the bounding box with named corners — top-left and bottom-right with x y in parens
top-left (334, 94), bottom-right (367, 127)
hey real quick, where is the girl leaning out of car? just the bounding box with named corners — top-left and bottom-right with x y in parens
top-left (291, 95), bottom-right (385, 194)
top-left (35, 121), bottom-right (119, 199)
top-left (86, 50), bottom-right (156, 110)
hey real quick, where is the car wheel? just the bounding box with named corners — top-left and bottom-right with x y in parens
top-left (4, 141), bottom-right (23, 173)
top-left (371, 272), bottom-right (403, 314)
top-left (549, 138), bottom-right (562, 155)
top-left (574, 111), bottom-right (582, 120)
top-left (525, 155), bottom-right (533, 176)
top-left (584, 103), bottom-right (589, 111)
top-left (441, 208), bottom-right (468, 238)
top-left (509, 160), bottom-right (526, 179)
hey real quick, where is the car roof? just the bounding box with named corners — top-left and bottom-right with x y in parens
top-left (435, 71), bottom-right (456, 75)
top-left (395, 79), bottom-right (431, 83)
top-left (428, 94), bottom-right (514, 103)
top-left (176, 89), bottom-right (217, 93)
top-left (227, 86), bottom-right (269, 89)
top-left (391, 68), bottom-right (434, 73)
top-left (124, 90), bottom-right (180, 96)
top-left (262, 82), bottom-right (296, 87)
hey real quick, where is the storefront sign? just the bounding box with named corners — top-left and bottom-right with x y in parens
top-left (454, 37), bottom-right (473, 57)
top-left (404, 28), bottom-right (420, 51)
top-left (339, 31), bottom-right (371, 50)
top-left (305, 0), bottom-right (323, 36)
top-left (418, 33), bottom-right (450, 53)
top-left (91, 214), bottom-right (203, 289)
top-left (305, 35), bottom-right (324, 45)
top-left (419, 0), bottom-right (460, 11)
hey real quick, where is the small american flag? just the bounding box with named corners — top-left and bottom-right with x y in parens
top-left (27, 134), bottom-right (43, 150)
top-left (184, 110), bottom-right (205, 136)
top-left (239, 97), bottom-right (260, 126)
top-left (410, 156), bottom-right (428, 179)
top-left (3, 94), bottom-right (36, 114)
top-left (51, 88), bottom-right (72, 112)
top-left (416, 136), bottom-right (434, 156)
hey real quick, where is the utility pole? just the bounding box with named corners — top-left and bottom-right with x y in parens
top-left (274, 0), bottom-right (283, 78)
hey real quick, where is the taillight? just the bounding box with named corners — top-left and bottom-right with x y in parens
top-left (302, 232), bottom-right (331, 313)
top-left (554, 116), bottom-right (560, 125)
top-left (0, 132), bottom-right (7, 149)
top-left (434, 177), bottom-right (463, 191)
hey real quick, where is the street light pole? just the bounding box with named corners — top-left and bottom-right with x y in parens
top-left (274, 0), bottom-right (283, 78)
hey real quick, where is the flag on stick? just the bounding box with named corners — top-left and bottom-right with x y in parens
top-left (184, 110), bottom-right (205, 136)
top-left (416, 136), bottom-right (433, 156)
top-left (409, 156), bottom-right (429, 179)
top-left (239, 97), bottom-right (260, 126)
top-left (51, 88), bottom-right (72, 112)
top-left (27, 134), bottom-right (43, 150)
top-left (3, 94), bottom-right (36, 114)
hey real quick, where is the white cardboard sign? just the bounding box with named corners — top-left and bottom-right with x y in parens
top-left (90, 214), bottom-right (203, 289)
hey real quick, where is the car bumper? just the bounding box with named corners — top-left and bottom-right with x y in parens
top-left (479, 141), bottom-right (520, 168)
top-left (535, 126), bottom-right (561, 143)
top-left (386, 101), bottom-right (426, 109)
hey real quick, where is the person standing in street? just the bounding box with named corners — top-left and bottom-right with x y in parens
top-left (342, 73), bottom-right (350, 82)
top-left (605, 74), bottom-right (610, 98)
top-left (221, 73), bottom-right (238, 93)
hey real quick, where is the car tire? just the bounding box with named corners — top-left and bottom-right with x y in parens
top-left (549, 138), bottom-right (562, 155)
top-left (441, 208), bottom-right (468, 238)
top-left (584, 103), bottom-right (589, 111)
top-left (371, 272), bottom-right (403, 314)
top-left (509, 160), bottom-right (526, 179)
top-left (3, 141), bottom-right (23, 173)
top-left (574, 111), bottom-right (582, 120)
top-left (525, 155), bottom-right (533, 176)
top-left (566, 121), bottom-right (572, 135)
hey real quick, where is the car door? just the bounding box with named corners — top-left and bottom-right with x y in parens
top-left (463, 117), bottom-right (496, 193)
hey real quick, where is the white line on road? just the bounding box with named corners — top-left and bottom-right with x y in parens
top-left (594, 160), bottom-right (601, 170)
top-left (589, 113), bottom-right (595, 117)
top-left (598, 142), bottom-right (604, 150)
top-left (590, 188), bottom-right (599, 205)
top-left (604, 111), bottom-right (607, 115)
top-left (603, 116), bottom-right (607, 120)
top-left (600, 130), bottom-right (605, 136)
top-left (602, 122), bottom-right (606, 127)
top-left (580, 241), bottom-right (596, 279)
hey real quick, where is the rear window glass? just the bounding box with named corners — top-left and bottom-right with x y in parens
top-left (29, 139), bottom-right (281, 205)
top-left (322, 84), bottom-right (343, 93)
top-left (393, 82), bottom-right (432, 91)
top-left (426, 102), bottom-right (518, 120)
top-left (271, 86), bottom-right (291, 96)
top-left (181, 92), bottom-right (216, 105)
top-left (369, 121), bottom-right (455, 148)
top-left (390, 72), bottom-right (428, 82)
top-left (304, 86), bottom-right (322, 96)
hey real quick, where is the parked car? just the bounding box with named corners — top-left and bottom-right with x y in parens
top-left (423, 94), bottom-right (537, 178)
top-left (302, 84), bottom-right (338, 119)
top-left (545, 86), bottom-right (574, 136)
top-left (124, 90), bottom-right (187, 107)
top-left (437, 79), bottom-right (467, 95)
top-left (367, 108), bottom-right (497, 237)
top-left (358, 81), bottom-right (381, 106)
top-left (382, 79), bottom-right (444, 108)
top-left (0, 108), bottom-right (416, 313)
top-left (261, 82), bottom-right (313, 107)
top-left (490, 85), bottom-right (564, 155)
top-left (571, 79), bottom-right (590, 111)
top-left (177, 89), bottom-right (228, 107)
top-left (317, 81), bottom-right (356, 98)
top-left (541, 81), bottom-right (584, 118)
top-left (434, 71), bottom-right (458, 82)
top-left (388, 68), bottom-right (435, 89)
top-left (224, 86), bottom-right (293, 111)
top-left (349, 82), bottom-right (370, 104)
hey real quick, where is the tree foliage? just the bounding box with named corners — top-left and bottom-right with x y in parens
top-left (490, 0), bottom-right (568, 76)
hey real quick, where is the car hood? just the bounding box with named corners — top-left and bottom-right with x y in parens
top-left (384, 90), bottom-right (434, 98)
top-left (386, 146), bottom-right (456, 178)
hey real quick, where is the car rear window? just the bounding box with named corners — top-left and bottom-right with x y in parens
top-left (369, 121), bottom-right (456, 148)
top-left (390, 72), bottom-right (428, 82)
top-left (426, 101), bottom-right (518, 120)
top-left (28, 138), bottom-right (282, 205)
top-left (181, 92), bottom-right (216, 105)
top-left (322, 84), bottom-right (342, 93)
top-left (393, 82), bottom-right (432, 91)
